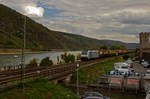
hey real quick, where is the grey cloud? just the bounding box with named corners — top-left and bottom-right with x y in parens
top-left (1, 0), bottom-right (150, 43)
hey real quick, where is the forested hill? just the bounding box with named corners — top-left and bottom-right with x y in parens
top-left (0, 4), bottom-right (138, 50)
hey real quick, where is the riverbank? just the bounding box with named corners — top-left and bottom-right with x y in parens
top-left (0, 49), bottom-right (71, 55)
top-left (0, 78), bottom-right (77, 99)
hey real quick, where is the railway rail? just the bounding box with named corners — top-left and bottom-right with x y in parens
top-left (0, 51), bottom-right (132, 86)
top-left (0, 56), bottom-right (116, 86)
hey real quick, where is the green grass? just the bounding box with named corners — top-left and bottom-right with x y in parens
top-left (0, 78), bottom-right (77, 99)
top-left (71, 57), bottom-right (122, 84)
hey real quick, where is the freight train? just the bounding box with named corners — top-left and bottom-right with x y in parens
top-left (81, 50), bottom-right (128, 61)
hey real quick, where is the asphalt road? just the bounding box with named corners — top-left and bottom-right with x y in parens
top-left (133, 61), bottom-right (147, 73)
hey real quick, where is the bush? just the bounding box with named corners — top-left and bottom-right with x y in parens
top-left (40, 57), bottom-right (53, 67)
top-left (27, 58), bottom-right (38, 68)
top-left (110, 44), bottom-right (126, 50)
top-left (123, 54), bottom-right (130, 60)
top-left (77, 53), bottom-right (81, 60)
top-left (61, 53), bottom-right (75, 63)
top-left (100, 45), bottom-right (108, 50)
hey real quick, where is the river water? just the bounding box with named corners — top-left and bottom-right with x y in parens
top-left (0, 51), bottom-right (81, 66)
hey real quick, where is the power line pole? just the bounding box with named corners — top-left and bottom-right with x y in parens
top-left (21, 16), bottom-right (26, 88)
top-left (76, 61), bottom-right (80, 99)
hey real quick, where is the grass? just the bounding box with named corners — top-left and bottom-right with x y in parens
top-left (0, 78), bottom-right (77, 99)
top-left (71, 57), bottom-right (123, 84)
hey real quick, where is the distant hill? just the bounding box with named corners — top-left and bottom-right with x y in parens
top-left (0, 4), bottom-right (139, 50)
top-left (99, 40), bottom-right (139, 49)
top-left (61, 33), bottom-right (139, 49)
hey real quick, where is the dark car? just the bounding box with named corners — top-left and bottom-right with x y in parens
top-left (81, 92), bottom-right (110, 99)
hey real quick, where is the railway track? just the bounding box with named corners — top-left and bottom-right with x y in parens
top-left (0, 55), bottom-right (124, 86)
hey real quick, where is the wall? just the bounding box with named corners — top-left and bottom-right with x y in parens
top-left (139, 32), bottom-right (150, 59)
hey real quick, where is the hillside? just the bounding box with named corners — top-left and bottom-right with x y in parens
top-left (0, 4), bottom-right (139, 50)
top-left (61, 33), bottom-right (139, 49)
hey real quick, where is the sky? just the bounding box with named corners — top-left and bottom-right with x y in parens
top-left (1, 0), bottom-right (150, 43)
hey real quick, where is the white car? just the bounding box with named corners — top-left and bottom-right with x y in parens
top-left (141, 61), bottom-right (150, 68)
top-left (145, 70), bottom-right (150, 76)
top-left (114, 62), bottom-right (129, 70)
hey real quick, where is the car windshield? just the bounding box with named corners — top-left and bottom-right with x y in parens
top-left (121, 66), bottom-right (128, 69)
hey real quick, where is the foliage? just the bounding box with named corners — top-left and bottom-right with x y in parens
top-left (76, 53), bottom-right (81, 60)
top-left (27, 58), bottom-right (38, 68)
top-left (71, 57), bottom-right (122, 84)
top-left (40, 57), bottom-right (53, 66)
top-left (110, 44), bottom-right (126, 50)
top-left (61, 53), bottom-right (75, 63)
top-left (0, 78), bottom-right (77, 99)
top-left (134, 48), bottom-right (140, 55)
top-left (99, 44), bottom-right (108, 50)
top-left (123, 54), bottom-right (130, 60)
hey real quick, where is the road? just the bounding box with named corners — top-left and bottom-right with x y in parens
top-left (133, 61), bottom-right (147, 73)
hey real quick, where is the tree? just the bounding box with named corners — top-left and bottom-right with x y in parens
top-left (27, 58), bottom-right (38, 68)
top-left (120, 45), bottom-right (126, 50)
top-left (110, 44), bottom-right (126, 50)
top-left (76, 53), bottom-right (81, 60)
top-left (61, 52), bottom-right (75, 63)
top-left (123, 54), bottom-right (130, 60)
top-left (40, 57), bottom-right (53, 67)
top-left (100, 45), bottom-right (108, 50)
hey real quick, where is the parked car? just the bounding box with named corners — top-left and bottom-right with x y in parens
top-left (81, 92), bottom-right (110, 99)
top-left (141, 61), bottom-right (150, 68)
top-left (145, 70), bottom-right (150, 76)
top-left (132, 56), bottom-right (139, 61)
top-left (139, 59), bottom-right (145, 64)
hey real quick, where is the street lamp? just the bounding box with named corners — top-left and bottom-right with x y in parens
top-left (76, 60), bottom-right (80, 99)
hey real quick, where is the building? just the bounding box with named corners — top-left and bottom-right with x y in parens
top-left (139, 32), bottom-right (150, 59)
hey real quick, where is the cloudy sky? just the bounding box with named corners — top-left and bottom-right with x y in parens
top-left (1, 0), bottom-right (150, 43)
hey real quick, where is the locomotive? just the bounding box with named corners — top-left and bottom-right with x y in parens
top-left (81, 50), bottom-right (99, 61)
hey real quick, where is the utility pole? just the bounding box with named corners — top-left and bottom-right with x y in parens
top-left (21, 16), bottom-right (26, 88)
top-left (76, 60), bottom-right (80, 99)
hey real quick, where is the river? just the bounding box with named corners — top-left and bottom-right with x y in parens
top-left (0, 51), bottom-right (81, 66)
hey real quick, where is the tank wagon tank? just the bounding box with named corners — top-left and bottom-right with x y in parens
top-left (124, 76), bottom-right (140, 91)
top-left (109, 75), bottom-right (124, 89)
top-left (143, 75), bottom-right (150, 92)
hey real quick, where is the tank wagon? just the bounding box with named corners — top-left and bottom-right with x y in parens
top-left (124, 76), bottom-right (140, 92)
top-left (109, 75), bottom-right (124, 89)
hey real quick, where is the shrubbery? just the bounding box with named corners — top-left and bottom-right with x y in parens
top-left (40, 57), bottom-right (53, 67)
top-left (61, 52), bottom-right (75, 63)
top-left (123, 54), bottom-right (130, 60)
top-left (76, 53), bottom-right (81, 60)
top-left (27, 58), bottom-right (38, 68)
top-left (99, 44), bottom-right (108, 50)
